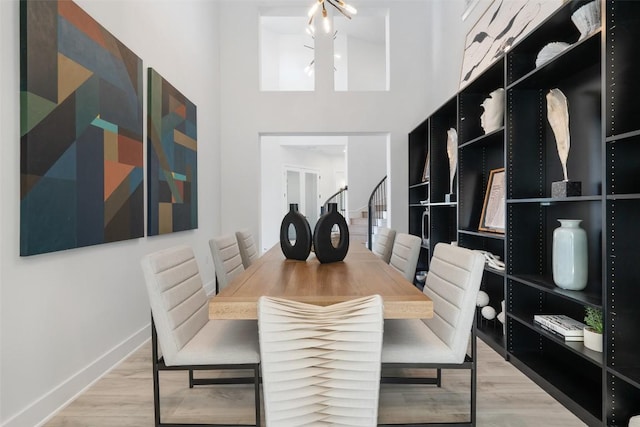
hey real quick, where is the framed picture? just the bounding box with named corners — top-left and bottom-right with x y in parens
top-left (460, 0), bottom-right (563, 89)
top-left (462, 0), bottom-right (481, 21)
top-left (421, 152), bottom-right (430, 182)
top-left (479, 168), bottom-right (505, 234)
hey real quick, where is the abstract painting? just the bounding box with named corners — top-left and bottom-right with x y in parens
top-left (460, 0), bottom-right (563, 89)
top-left (147, 68), bottom-right (198, 235)
top-left (20, 0), bottom-right (144, 256)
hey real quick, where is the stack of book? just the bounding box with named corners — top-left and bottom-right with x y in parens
top-left (533, 314), bottom-right (586, 341)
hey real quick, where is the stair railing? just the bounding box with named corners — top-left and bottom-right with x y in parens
top-left (367, 176), bottom-right (387, 250)
top-left (321, 186), bottom-right (348, 216)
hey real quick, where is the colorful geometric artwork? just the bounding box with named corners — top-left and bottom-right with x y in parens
top-left (20, 0), bottom-right (144, 256)
top-left (147, 68), bottom-right (198, 235)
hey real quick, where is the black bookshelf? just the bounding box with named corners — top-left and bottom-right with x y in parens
top-left (406, 1), bottom-right (640, 424)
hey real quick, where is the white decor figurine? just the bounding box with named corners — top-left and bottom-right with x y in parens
top-left (571, 0), bottom-right (601, 41)
top-left (446, 128), bottom-right (458, 202)
top-left (547, 88), bottom-right (570, 181)
top-left (547, 88), bottom-right (581, 197)
top-left (480, 88), bottom-right (505, 134)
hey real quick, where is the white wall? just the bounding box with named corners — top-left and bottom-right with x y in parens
top-left (347, 135), bottom-right (388, 215)
top-left (347, 37), bottom-right (386, 91)
top-left (0, 1), bottom-right (222, 426)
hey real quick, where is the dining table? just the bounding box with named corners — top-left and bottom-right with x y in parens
top-left (208, 242), bottom-right (433, 320)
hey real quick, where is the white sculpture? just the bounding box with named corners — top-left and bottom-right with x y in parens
top-left (497, 300), bottom-right (505, 322)
top-left (571, 0), bottom-right (601, 41)
top-left (535, 42), bottom-right (571, 68)
top-left (546, 88), bottom-right (571, 182)
top-left (481, 305), bottom-right (496, 320)
top-left (480, 88), bottom-right (505, 134)
top-left (446, 128), bottom-right (458, 196)
top-left (476, 290), bottom-right (490, 307)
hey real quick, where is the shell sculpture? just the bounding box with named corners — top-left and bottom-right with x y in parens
top-left (571, 0), bottom-right (601, 41)
top-left (446, 128), bottom-right (458, 194)
top-left (535, 42), bottom-right (571, 68)
top-left (546, 89), bottom-right (570, 182)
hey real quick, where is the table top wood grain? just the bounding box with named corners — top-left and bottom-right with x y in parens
top-left (208, 243), bottom-right (433, 320)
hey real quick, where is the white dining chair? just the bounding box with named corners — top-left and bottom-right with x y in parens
top-left (389, 232), bottom-right (422, 282)
top-left (209, 234), bottom-right (245, 293)
top-left (236, 229), bottom-right (259, 269)
top-left (140, 244), bottom-right (260, 427)
top-left (381, 243), bottom-right (485, 426)
top-left (258, 295), bottom-right (384, 427)
top-left (372, 227), bottom-right (396, 264)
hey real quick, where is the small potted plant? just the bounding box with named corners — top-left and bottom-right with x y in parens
top-left (583, 306), bottom-right (603, 352)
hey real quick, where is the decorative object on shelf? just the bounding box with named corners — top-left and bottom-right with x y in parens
top-left (280, 203), bottom-right (312, 261)
top-left (546, 88), bottom-right (582, 197)
top-left (480, 88), bottom-right (505, 134)
top-left (481, 305), bottom-right (496, 320)
top-left (476, 290), bottom-right (490, 307)
top-left (571, 0), bottom-right (601, 41)
top-left (497, 300), bottom-right (505, 334)
top-left (445, 128), bottom-right (458, 203)
top-left (421, 151), bottom-right (430, 182)
top-left (583, 306), bottom-right (603, 352)
top-left (307, 0), bottom-right (357, 34)
top-left (479, 168), bottom-right (506, 234)
top-left (313, 202), bottom-right (349, 263)
top-left (552, 219), bottom-right (588, 290)
top-left (533, 314), bottom-right (585, 341)
top-left (415, 270), bottom-right (427, 284)
top-left (479, 250), bottom-right (505, 271)
top-left (535, 42), bottom-right (571, 68)
top-left (421, 210), bottom-right (429, 245)
top-left (148, 69), bottom-right (199, 236)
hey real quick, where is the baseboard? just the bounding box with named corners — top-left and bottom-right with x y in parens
top-left (203, 278), bottom-right (216, 296)
top-left (2, 324), bottom-right (150, 427)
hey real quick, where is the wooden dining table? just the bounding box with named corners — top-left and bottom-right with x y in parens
top-left (208, 242), bottom-right (433, 320)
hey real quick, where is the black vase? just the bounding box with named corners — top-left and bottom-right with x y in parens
top-left (279, 204), bottom-right (312, 261)
top-left (313, 203), bottom-right (349, 263)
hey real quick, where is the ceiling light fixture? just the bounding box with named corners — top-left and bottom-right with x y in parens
top-left (308, 0), bottom-right (357, 34)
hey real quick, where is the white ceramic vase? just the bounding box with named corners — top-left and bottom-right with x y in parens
top-left (552, 219), bottom-right (588, 290)
top-left (583, 327), bottom-right (602, 352)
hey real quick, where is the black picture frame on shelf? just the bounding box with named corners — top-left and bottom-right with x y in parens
top-left (421, 151), bottom-right (430, 182)
top-left (479, 168), bottom-right (505, 234)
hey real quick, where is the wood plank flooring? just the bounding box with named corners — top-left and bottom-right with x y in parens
top-left (45, 339), bottom-right (586, 426)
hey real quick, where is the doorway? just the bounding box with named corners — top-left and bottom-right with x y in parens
top-left (285, 167), bottom-right (320, 232)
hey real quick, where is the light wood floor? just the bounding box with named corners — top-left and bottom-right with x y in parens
top-left (45, 338), bottom-right (586, 426)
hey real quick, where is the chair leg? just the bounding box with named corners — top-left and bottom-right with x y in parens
top-left (254, 365), bottom-right (261, 426)
top-left (436, 368), bottom-right (441, 387)
top-left (151, 317), bottom-right (162, 427)
top-left (470, 327), bottom-right (477, 426)
top-left (189, 369), bottom-right (194, 388)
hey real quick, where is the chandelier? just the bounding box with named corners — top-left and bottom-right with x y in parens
top-left (307, 0), bottom-right (357, 34)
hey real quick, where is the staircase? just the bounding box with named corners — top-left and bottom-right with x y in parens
top-left (350, 207), bottom-right (387, 246)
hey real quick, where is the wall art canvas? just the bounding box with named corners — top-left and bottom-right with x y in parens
top-left (147, 68), bottom-right (198, 235)
top-left (20, 0), bottom-right (144, 256)
top-left (460, 0), bottom-right (563, 89)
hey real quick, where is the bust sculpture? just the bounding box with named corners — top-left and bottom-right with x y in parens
top-left (480, 88), bottom-right (505, 134)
